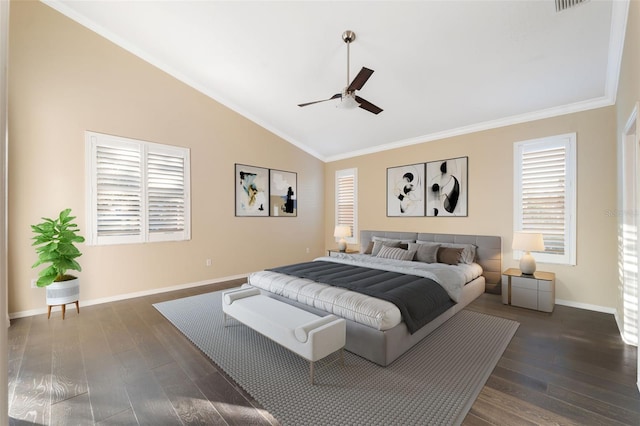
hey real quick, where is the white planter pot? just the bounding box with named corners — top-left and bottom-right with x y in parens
top-left (46, 277), bottom-right (80, 306)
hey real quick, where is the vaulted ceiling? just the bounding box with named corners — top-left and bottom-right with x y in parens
top-left (44, 0), bottom-right (628, 161)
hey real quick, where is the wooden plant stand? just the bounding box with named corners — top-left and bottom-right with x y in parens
top-left (47, 301), bottom-right (80, 320)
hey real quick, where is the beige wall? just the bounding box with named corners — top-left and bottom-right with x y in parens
top-left (615, 1), bottom-right (640, 327)
top-left (8, 1), bottom-right (325, 315)
top-left (325, 106), bottom-right (618, 309)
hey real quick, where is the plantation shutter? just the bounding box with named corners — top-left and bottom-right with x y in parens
top-left (514, 133), bottom-right (576, 265)
top-left (95, 144), bottom-right (142, 238)
top-left (87, 131), bottom-right (190, 245)
top-left (336, 169), bottom-right (357, 242)
top-left (520, 145), bottom-right (566, 255)
top-left (147, 151), bottom-right (186, 235)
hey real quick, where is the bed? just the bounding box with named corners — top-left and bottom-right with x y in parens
top-left (247, 230), bottom-right (502, 366)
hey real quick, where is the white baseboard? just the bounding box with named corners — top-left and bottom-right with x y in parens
top-left (554, 298), bottom-right (616, 315)
top-left (9, 274), bottom-right (249, 320)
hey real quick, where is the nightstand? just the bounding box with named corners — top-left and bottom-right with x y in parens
top-left (327, 249), bottom-right (358, 257)
top-left (501, 268), bottom-right (555, 312)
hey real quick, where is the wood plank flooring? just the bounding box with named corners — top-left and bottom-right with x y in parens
top-left (8, 280), bottom-right (640, 425)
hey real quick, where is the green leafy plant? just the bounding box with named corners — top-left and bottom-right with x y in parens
top-left (31, 208), bottom-right (85, 287)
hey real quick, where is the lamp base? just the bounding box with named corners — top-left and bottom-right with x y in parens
top-left (519, 252), bottom-right (537, 275)
top-left (338, 239), bottom-right (347, 252)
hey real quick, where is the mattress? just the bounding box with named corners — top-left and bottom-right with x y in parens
top-left (248, 255), bottom-right (483, 331)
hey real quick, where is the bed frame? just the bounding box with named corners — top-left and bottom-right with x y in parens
top-left (258, 231), bottom-right (502, 366)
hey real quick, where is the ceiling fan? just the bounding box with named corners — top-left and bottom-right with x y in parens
top-left (298, 30), bottom-right (383, 115)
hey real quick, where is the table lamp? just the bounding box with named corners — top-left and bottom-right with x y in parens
top-left (512, 231), bottom-right (545, 275)
top-left (334, 225), bottom-right (351, 252)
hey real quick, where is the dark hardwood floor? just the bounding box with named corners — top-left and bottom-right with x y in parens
top-left (8, 280), bottom-right (640, 425)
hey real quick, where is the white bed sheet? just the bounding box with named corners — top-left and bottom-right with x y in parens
top-left (248, 256), bottom-right (483, 331)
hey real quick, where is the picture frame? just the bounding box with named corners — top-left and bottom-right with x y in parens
top-left (270, 169), bottom-right (297, 217)
top-left (387, 163), bottom-right (426, 217)
top-left (235, 163), bottom-right (269, 217)
top-left (426, 156), bottom-right (468, 217)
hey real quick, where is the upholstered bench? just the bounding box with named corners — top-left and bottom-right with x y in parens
top-left (222, 287), bottom-right (346, 384)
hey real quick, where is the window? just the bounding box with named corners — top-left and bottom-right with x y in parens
top-left (85, 131), bottom-right (191, 245)
top-left (514, 133), bottom-right (576, 265)
top-left (335, 168), bottom-right (357, 244)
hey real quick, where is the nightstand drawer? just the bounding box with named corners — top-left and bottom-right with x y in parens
top-left (512, 276), bottom-right (535, 289)
top-left (512, 286), bottom-right (538, 310)
top-left (538, 279), bottom-right (554, 292)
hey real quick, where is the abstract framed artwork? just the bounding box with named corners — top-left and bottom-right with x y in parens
top-left (426, 156), bottom-right (468, 217)
top-left (387, 163), bottom-right (425, 217)
top-left (235, 163), bottom-right (269, 217)
top-left (270, 169), bottom-right (297, 217)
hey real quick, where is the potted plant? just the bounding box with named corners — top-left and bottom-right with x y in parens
top-left (31, 208), bottom-right (85, 319)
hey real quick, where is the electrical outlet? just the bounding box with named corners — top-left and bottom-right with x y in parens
top-left (31, 279), bottom-right (37, 289)
top-left (306, 248), bottom-right (310, 254)
top-left (206, 259), bottom-right (212, 267)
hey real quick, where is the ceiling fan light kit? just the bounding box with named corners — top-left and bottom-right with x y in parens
top-left (298, 30), bottom-right (383, 115)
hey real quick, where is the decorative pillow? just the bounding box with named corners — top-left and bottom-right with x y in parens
top-left (371, 240), bottom-right (401, 256)
top-left (372, 236), bottom-right (415, 244)
top-left (437, 247), bottom-right (464, 265)
top-left (440, 243), bottom-right (477, 264)
top-left (417, 241), bottom-right (477, 264)
top-left (361, 241), bottom-right (375, 255)
top-left (376, 245), bottom-right (416, 261)
top-left (408, 242), bottom-right (440, 263)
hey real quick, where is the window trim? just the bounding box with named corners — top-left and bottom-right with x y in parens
top-left (335, 168), bottom-right (358, 245)
top-left (513, 133), bottom-right (576, 266)
top-left (85, 131), bottom-right (191, 246)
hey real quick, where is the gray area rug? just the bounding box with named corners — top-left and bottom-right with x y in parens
top-left (154, 290), bottom-right (519, 426)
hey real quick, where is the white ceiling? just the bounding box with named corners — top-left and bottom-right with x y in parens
top-left (44, 0), bottom-right (628, 161)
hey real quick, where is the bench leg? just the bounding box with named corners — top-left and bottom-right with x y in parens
top-left (309, 361), bottom-right (315, 385)
top-left (340, 348), bottom-right (344, 366)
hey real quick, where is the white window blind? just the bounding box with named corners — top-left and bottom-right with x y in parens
top-left (335, 168), bottom-right (357, 244)
top-left (514, 133), bottom-right (576, 265)
top-left (86, 131), bottom-right (191, 245)
top-left (147, 152), bottom-right (185, 234)
top-left (96, 144), bottom-right (142, 238)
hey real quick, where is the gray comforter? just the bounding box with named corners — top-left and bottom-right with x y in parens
top-left (268, 260), bottom-right (455, 333)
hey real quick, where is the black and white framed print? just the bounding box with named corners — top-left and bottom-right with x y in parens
top-left (270, 169), bottom-right (297, 217)
top-left (426, 156), bottom-right (468, 217)
top-left (235, 164), bottom-right (269, 217)
top-left (387, 163), bottom-right (425, 217)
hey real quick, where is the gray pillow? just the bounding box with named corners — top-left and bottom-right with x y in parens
top-left (417, 241), bottom-right (477, 264)
top-left (408, 242), bottom-right (440, 263)
top-left (371, 240), bottom-right (401, 256)
top-left (376, 245), bottom-right (416, 261)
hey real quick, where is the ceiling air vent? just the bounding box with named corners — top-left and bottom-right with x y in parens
top-left (555, 0), bottom-right (589, 13)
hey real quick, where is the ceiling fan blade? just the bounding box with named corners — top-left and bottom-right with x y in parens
top-left (347, 67), bottom-right (374, 92)
top-left (355, 96), bottom-right (383, 115)
top-left (298, 93), bottom-right (341, 107)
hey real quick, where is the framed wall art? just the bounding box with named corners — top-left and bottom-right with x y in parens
top-left (387, 163), bottom-right (425, 217)
top-left (235, 163), bottom-right (269, 217)
top-left (426, 156), bottom-right (468, 217)
top-left (270, 169), bottom-right (297, 217)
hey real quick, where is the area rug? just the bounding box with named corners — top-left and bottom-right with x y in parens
top-left (154, 290), bottom-right (519, 426)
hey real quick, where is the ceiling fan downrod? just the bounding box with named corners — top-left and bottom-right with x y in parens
top-left (342, 30), bottom-right (356, 90)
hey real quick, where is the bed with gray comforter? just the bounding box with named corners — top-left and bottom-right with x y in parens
top-left (248, 230), bottom-right (502, 366)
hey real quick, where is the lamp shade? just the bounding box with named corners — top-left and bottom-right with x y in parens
top-left (512, 232), bottom-right (544, 274)
top-left (512, 232), bottom-right (545, 252)
top-left (334, 225), bottom-right (351, 238)
top-left (334, 225), bottom-right (351, 252)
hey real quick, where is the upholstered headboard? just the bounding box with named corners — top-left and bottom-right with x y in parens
top-left (360, 230), bottom-right (503, 293)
